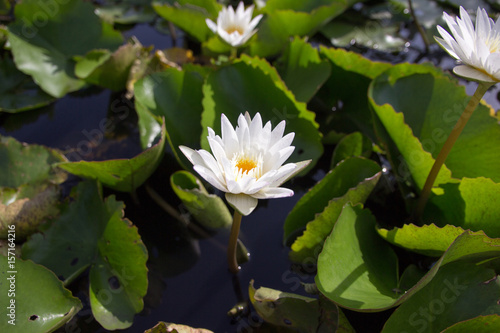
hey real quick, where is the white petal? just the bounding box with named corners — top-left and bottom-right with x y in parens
top-left (453, 65), bottom-right (496, 82)
top-left (269, 160), bottom-right (311, 187)
top-left (225, 193), bottom-right (258, 216)
top-left (221, 114), bottom-right (239, 157)
top-left (252, 187), bottom-right (294, 199)
top-left (206, 19), bottom-right (218, 33)
top-left (179, 145), bottom-right (202, 166)
top-left (193, 165), bottom-right (228, 192)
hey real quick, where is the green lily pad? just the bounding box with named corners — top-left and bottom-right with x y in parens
top-left (382, 262), bottom-right (500, 333)
top-left (134, 67), bottom-right (205, 164)
top-left (377, 224), bottom-right (466, 257)
top-left (22, 180), bottom-right (148, 330)
top-left (170, 171), bottom-right (232, 229)
top-left (441, 315), bottom-right (500, 332)
top-left (331, 131), bottom-right (373, 167)
top-left (75, 42), bottom-right (142, 91)
top-left (201, 54), bottom-right (323, 173)
top-left (56, 121), bottom-right (166, 192)
top-left (369, 63), bottom-right (500, 190)
top-left (0, 256), bottom-right (82, 333)
top-left (152, 0), bottom-right (221, 42)
top-left (96, 1), bottom-right (157, 25)
top-left (284, 157), bottom-right (381, 247)
top-left (0, 183), bottom-right (60, 240)
top-left (249, 280), bottom-right (352, 332)
top-left (0, 56), bottom-right (56, 113)
top-left (276, 37), bottom-right (331, 103)
top-left (7, 0), bottom-right (123, 97)
top-left (0, 136), bottom-right (67, 187)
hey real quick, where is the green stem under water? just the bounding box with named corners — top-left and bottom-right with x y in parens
top-left (230, 47), bottom-right (238, 59)
top-left (414, 81), bottom-right (492, 220)
top-left (227, 211), bottom-right (243, 274)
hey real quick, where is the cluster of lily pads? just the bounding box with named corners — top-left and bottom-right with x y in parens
top-left (1, 0), bottom-right (500, 332)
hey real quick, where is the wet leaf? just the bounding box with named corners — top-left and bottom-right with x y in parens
top-left (0, 56), bottom-right (56, 113)
top-left (7, 0), bottom-right (123, 97)
top-left (377, 224), bottom-right (466, 257)
top-left (134, 67), bottom-right (205, 163)
top-left (22, 180), bottom-right (148, 330)
top-left (0, 183), bottom-right (60, 240)
top-left (0, 136), bottom-right (67, 187)
top-left (153, 0), bottom-right (221, 42)
top-left (96, 0), bottom-right (157, 25)
top-left (276, 37), bottom-right (331, 103)
top-left (56, 121), bottom-right (166, 192)
top-left (170, 171), bottom-right (232, 229)
top-left (144, 321), bottom-right (214, 333)
top-left (201, 55), bottom-right (323, 173)
top-left (0, 256), bottom-right (82, 333)
top-left (284, 157), bottom-right (381, 248)
top-left (249, 280), bottom-right (351, 332)
top-left (331, 131), bottom-right (373, 167)
top-left (75, 42), bottom-right (142, 91)
top-left (382, 262), bottom-right (500, 333)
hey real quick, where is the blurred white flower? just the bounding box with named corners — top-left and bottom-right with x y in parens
top-left (435, 6), bottom-right (500, 82)
top-left (180, 112), bottom-right (310, 216)
top-left (206, 2), bottom-right (263, 48)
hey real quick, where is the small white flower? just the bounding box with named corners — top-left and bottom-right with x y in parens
top-left (180, 112), bottom-right (310, 216)
top-left (435, 6), bottom-right (500, 82)
top-left (206, 2), bottom-right (263, 48)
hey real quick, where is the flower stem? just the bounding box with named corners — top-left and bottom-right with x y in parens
top-left (230, 47), bottom-right (238, 59)
top-left (227, 211), bottom-right (243, 274)
top-left (414, 81), bottom-right (492, 220)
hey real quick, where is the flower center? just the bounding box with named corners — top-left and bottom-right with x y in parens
top-left (225, 26), bottom-right (244, 35)
top-left (236, 157), bottom-right (257, 174)
top-left (486, 31), bottom-right (500, 53)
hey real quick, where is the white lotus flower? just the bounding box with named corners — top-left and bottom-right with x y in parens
top-left (179, 112), bottom-right (310, 216)
top-left (205, 2), bottom-right (263, 48)
top-left (435, 6), bottom-right (500, 82)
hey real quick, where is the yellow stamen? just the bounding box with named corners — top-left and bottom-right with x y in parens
top-left (236, 157), bottom-right (257, 174)
top-left (225, 26), bottom-right (244, 35)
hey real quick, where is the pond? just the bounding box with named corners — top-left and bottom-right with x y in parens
top-left (1, 1), bottom-right (500, 333)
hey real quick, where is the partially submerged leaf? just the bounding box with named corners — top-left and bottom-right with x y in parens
top-left (170, 171), bottom-right (232, 229)
top-left (57, 121), bottom-right (166, 192)
top-left (0, 256), bottom-right (82, 333)
top-left (144, 321), bottom-right (214, 333)
top-left (377, 224), bottom-right (466, 257)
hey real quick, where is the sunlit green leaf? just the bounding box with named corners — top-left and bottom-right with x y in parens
top-left (382, 262), bottom-right (500, 333)
top-left (7, 0), bottom-right (123, 97)
top-left (284, 157), bottom-right (381, 248)
top-left (331, 131), bottom-right (373, 167)
top-left (170, 171), bottom-right (232, 229)
top-left (201, 55), bottom-right (323, 173)
top-left (0, 56), bottom-right (55, 113)
top-left (0, 256), bottom-right (82, 333)
top-left (276, 37), bottom-right (331, 103)
top-left (56, 121), bottom-right (166, 192)
top-left (0, 136), bottom-right (67, 187)
top-left (377, 224), bottom-right (466, 257)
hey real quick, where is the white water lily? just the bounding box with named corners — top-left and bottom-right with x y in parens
top-left (435, 6), bottom-right (500, 82)
top-left (205, 2), bottom-right (263, 48)
top-left (179, 112), bottom-right (310, 216)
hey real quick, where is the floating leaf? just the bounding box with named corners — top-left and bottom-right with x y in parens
top-left (134, 67), bottom-right (205, 163)
top-left (96, 0), bottom-right (157, 25)
top-left (276, 37), bottom-right (331, 102)
top-left (56, 121), bottom-right (166, 192)
top-left (376, 224), bottom-right (466, 257)
top-left (0, 56), bottom-right (56, 113)
top-left (0, 256), bottom-right (82, 333)
top-left (144, 321), bottom-right (214, 333)
top-left (201, 55), bottom-right (323, 173)
top-left (284, 157), bottom-right (381, 246)
top-left (369, 63), bottom-right (500, 190)
top-left (75, 42), bottom-right (142, 91)
top-left (22, 181), bottom-right (148, 330)
top-left (249, 280), bottom-right (351, 332)
top-left (7, 0), bottom-right (123, 97)
top-left (382, 262), bottom-right (500, 333)
top-left (0, 183), bottom-right (60, 240)
top-left (170, 171), bottom-right (232, 229)
top-left (316, 204), bottom-right (400, 310)
top-left (331, 131), bottom-right (373, 167)
top-left (0, 136), bottom-right (67, 187)
top-left (441, 315), bottom-right (500, 332)
top-left (152, 0), bottom-right (221, 42)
